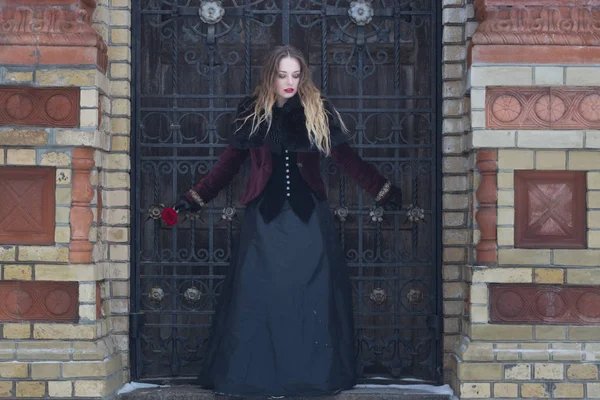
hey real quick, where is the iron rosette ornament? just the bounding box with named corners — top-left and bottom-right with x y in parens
top-left (199, 0), bottom-right (225, 24)
top-left (348, 0), bottom-right (374, 26)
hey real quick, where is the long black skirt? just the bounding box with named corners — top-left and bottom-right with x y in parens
top-left (197, 196), bottom-right (357, 397)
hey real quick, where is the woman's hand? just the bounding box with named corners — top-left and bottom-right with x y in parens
top-left (161, 198), bottom-right (200, 226)
top-left (379, 185), bottom-right (402, 211)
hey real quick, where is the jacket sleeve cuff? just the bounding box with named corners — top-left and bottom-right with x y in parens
top-left (186, 189), bottom-right (206, 208)
top-left (375, 181), bottom-right (392, 204)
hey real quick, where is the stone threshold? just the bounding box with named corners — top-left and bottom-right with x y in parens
top-left (116, 385), bottom-right (452, 400)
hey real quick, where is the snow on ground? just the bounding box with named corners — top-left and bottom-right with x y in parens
top-left (117, 381), bottom-right (458, 399)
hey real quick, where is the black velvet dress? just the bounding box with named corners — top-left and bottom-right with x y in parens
top-left (197, 103), bottom-right (357, 397)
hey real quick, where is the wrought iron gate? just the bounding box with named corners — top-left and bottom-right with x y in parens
top-left (132, 0), bottom-right (442, 384)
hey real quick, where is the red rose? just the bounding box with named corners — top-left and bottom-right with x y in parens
top-left (161, 207), bottom-right (178, 226)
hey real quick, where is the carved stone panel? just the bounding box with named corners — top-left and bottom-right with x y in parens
top-left (514, 171), bottom-right (586, 249)
top-left (0, 281), bottom-right (78, 322)
top-left (490, 284), bottom-right (600, 325)
top-left (487, 87), bottom-right (600, 130)
top-left (0, 87), bottom-right (79, 128)
top-left (0, 167), bottom-right (56, 245)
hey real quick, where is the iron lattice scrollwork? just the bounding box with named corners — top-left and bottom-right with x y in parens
top-left (132, 0), bottom-right (442, 384)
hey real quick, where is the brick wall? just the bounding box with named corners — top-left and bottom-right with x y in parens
top-left (441, 0), bottom-right (476, 392)
top-left (455, 1), bottom-right (600, 399)
top-left (0, 0), bottom-right (131, 398)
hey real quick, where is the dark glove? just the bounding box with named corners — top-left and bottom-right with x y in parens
top-left (173, 197), bottom-right (200, 213)
top-left (378, 185), bottom-right (402, 211)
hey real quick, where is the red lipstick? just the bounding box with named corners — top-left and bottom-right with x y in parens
top-left (284, 88), bottom-right (294, 93)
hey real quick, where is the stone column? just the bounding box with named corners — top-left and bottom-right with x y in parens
top-left (0, 0), bottom-right (128, 398)
top-left (455, 1), bottom-right (600, 399)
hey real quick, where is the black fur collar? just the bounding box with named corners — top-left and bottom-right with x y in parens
top-left (228, 94), bottom-right (348, 152)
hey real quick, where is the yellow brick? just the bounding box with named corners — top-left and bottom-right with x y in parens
top-left (589, 211), bottom-right (600, 229)
top-left (568, 151), bottom-right (600, 170)
top-left (504, 363), bottom-right (531, 380)
top-left (570, 327), bottom-right (600, 341)
top-left (553, 383), bottom-right (584, 398)
top-left (0, 381), bottom-right (13, 398)
top-left (111, 136), bottom-right (129, 151)
top-left (535, 326), bottom-right (566, 340)
top-left (521, 383), bottom-right (548, 398)
top-left (16, 381), bottom-right (45, 397)
top-left (111, 118), bottom-right (130, 134)
top-left (589, 192), bottom-right (600, 208)
top-left (36, 69), bottom-right (97, 86)
top-left (589, 172), bottom-right (600, 189)
top-left (110, 63), bottom-right (131, 79)
top-left (472, 267), bottom-right (532, 283)
top-left (17, 341), bottom-right (70, 361)
top-left (56, 187), bottom-right (72, 205)
top-left (555, 249), bottom-right (600, 266)
top-left (567, 364), bottom-right (597, 380)
top-left (519, 344), bottom-right (548, 361)
top-left (498, 249), bottom-right (550, 265)
top-left (554, 343), bottom-right (583, 361)
top-left (34, 264), bottom-right (98, 281)
top-left (103, 190), bottom-right (129, 207)
top-left (470, 305), bottom-right (488, 323)
top-left (105, 172), bottom-right (130, 189)
top-left (494, 383), bottom-right (517, 398)
top-left (0, 129), bottom-right (48, 146)
top-left (496, 344), bottom-right (519, 361)
top-left (40, 152), bottom-right (71, 166)
top-left (497, 190), bottom-right (514, 206)
top-left (109, 245), bottom-right (129, 260)
top-left (588, 383), bottom-right (600, 398)
top-left (0, 246), bottom-right (16, 261)
top-left (459, 363), bottom-right (502, 381)
top-left (498, 149), bottom-right (534, 170)
top-left (6, 149), bottom-right (36, 165)
top-left (568, 269), bottom-right (600, 285)
top-left (112, 99), bottom-right (131, 117)
top-left (108, 47), bottom-right (131, 62)
top-left (56, 207), bottom-right (70, 223)
top-left (79, 304), bottom-right (96, 321)
top-left (471, 325), bottom-right (533, 341)
top-left (110, 9), bottom-right (131, 26)
top-left (3, 323), bottom-right (30, 339)
top-left (498, 207), bottom-right (515, 225)
top-left (74, 380), bottom-right (108, 397)
top-left (5, 71), bottom-right (34, 83)
top-left (534, 268), bottom-right (564, 284)
top-left (534, 363), bottom-right (564, 379)
top-left (497, 172), bottom-right (514, 189)
top-left (535, 150), bottom-right (566, 169)
top-left (56, 169), bottom-right (71, 184)
top-left (80, 88), bottom-right (98, 108)
top-left (33, 324), bottom-right (96, 340)
top-left (460, 383), bottom-right (490, 398)
top-left (470, 285), bottom-right (488, 304)
top-left (31, 363), bottom-right (60, 379)
top-left (54, 226), bottom-right (71, 243)
top-left (80, 108), bottom-right (98, 128)
top-left (497, 227), bottom-right (514, 246)
top-left (18, 246), bottom-right (69, 262)
top-left (72, 341), bottom-right (109, 361)
top-left (48, 381), bottom-right (72, 398)
top-left (0, 362), bottom-right (27, 378)
top-left (3, 264), bottom-right (32, 280)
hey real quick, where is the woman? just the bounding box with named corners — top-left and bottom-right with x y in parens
top-left (170, 45), bottom-right (401, 397)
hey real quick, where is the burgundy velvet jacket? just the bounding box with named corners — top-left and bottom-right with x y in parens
top-left (185, 95), bottom-right (392, 208)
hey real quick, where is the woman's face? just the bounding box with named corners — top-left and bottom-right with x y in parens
top-left (275, 56), bottom-right (301, 106)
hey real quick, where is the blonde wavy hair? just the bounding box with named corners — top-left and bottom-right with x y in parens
top-left (237, 45), bottom-right (348, 155)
